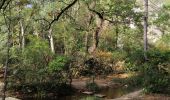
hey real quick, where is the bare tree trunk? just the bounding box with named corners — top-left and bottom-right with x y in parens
top-left (48, 28), bottom-right (55, 53)
top-left (19, 20), bottom-right (25, 49)
top-left (144, 0), bottom-right (148, 61)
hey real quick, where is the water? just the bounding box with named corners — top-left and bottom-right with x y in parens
top-left (22, 86), bottom-right (136, 100)
top-left (58, 86), bottom-right (135, 100)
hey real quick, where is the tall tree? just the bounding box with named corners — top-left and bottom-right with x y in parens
top-left (2, 7), bottom-right (11, 100)
top-left (144, 0), bottom-right (148, 60)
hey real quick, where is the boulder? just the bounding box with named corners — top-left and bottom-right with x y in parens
top-left (82, 91), bottom-right (93, 95)
top-left (95, 94), bottom-right (106, 98)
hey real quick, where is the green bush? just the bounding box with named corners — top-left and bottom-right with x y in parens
top-left (48, 55), bottom-right (70, 72)
top-left (142, 50), bottom-right (170, 94)
top-left (48, 55), bottom-right (73, 84)
top-left (124, 48), bottom-right (170, 94)
top-left (7, 36), bottom-right (73, 95)
top-left (112, 50), bottom-right (127, 62)
top-left (8, 36), bottom-right (53, 84)
top-left (125, 49), bottom-right (145, 71)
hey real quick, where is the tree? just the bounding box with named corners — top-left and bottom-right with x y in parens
top-left (143, 0), bottom-right (149, 60)
top-left (2, 6), bottom-right (12, 100)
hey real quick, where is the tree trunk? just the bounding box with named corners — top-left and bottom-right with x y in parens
top-left (90, 18), bottom-right (104, 53)
top-left (144, 0), bottom-right (148, 61)
top-left (19, 20), bottom-right (25, 49)
top-left (48, 28), bottom-right (55, 53)
top-left (2, 11), bottom-right (11, 100)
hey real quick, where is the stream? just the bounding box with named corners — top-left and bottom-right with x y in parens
top-left (57, 86), bottom-right (135, 100)
top-left (20, 82), bottom-right (136, 100)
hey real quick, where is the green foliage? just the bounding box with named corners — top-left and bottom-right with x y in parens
top-left (9, 35), bottom-right (53, 84)
top-left (152, 4), bottom-right (170, 36)
top-left (124, 48), bottom-right (170, 94)
top-left (142, 50), bottom-right (170, 94)
top-left (125, 49), bottom-right (144, 71)
top-left (48, 55), bottom-right (70, 72)
top-left (124, 74), bottom-right (143, 88)
top-left (0, 0), bottom-right (170, 97)
top-left (7, 36), bottom-right (74, 96)
top-left (112, 50), bottom-right (127, 62)
top-left (156, 34), bottom-right (170, 50)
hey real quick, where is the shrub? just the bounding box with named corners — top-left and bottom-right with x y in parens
top-left (8, 36), bottom-right (53, 84)
top-left (142, 50), bottom-right (170, 94)
top-left (48, 55), bottom-right (72, 84)
top-left (48, 55), bottom-right (70, 72)
top-left (82, 50), bottom-right (127, 76)
top-left (124, 48), bottom-right (170, 94)
top-left (125, 49), bottom-right (145, 71)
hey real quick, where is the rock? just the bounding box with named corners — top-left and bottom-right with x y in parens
top-left (0, 97), bottom-right (20, 100)
top-left (82, 91), bottom-right (93, 95)
top-left (95, 94), bottom-right (106, 98)
top-left (124, 84), bottom-right (128, 88)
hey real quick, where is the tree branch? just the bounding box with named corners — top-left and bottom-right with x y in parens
top-left (0, 0), bottom-right (6, 10)
top-left (48, 0), bottom-right (78, 30)
top-left (2, 0), bottom-right (12, 11)
top-left (87, 5), bottom-right (130, 25)
top-left (86, 3), bottom-right (104, 20)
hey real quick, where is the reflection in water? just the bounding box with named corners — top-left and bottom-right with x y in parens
top-left (58, 86), bottom-right (135, 100)
top-left (80, 96), bottom-right (102, 100)
top-left (60, 95), bottom-right (101, 100)
top-left (22, 86), bottom-right (135, 100)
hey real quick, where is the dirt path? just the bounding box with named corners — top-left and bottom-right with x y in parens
top-left (71, 77), bottom-right (121, 90)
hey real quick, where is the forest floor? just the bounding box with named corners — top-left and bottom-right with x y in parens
top-left (71, 73), bottom-right (170, 100)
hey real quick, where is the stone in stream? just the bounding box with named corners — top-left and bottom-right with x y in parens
top-left (82, 91), bottom-right (93, 95)
top-left (0, 97), bottom-right (20, 100)
top-left (95, 94), bottom-right (106, 98)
